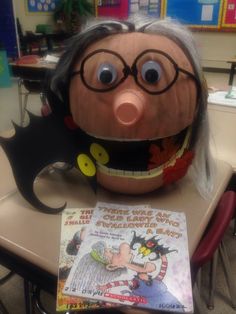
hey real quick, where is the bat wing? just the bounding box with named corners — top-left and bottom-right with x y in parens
top-left (0, 112), bottom-right (79, 214)
top-left (130, 231), bottom-right (146, 249)
top-left (150, 240), bottom-right (177, 261)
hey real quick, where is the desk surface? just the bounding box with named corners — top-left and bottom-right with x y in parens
top-left (227, 58), bottom-right (236, 64)
top-left (10, 59), bottom-right (56, 69)
top-left (9, 59), bottom-right (56, 81)
top-left (0, 146), bottom-right (232, 277)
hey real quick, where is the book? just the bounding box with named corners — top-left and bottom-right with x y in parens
top-left (56, 207), bottom-right (104, 311)
top-left (63, 202), bottom-right (193, 313)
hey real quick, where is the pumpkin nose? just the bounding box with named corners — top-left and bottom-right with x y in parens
top-left (113, 91), bottom-right (144, 126)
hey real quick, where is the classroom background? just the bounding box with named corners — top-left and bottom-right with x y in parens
top-left (10, 0), bottom-right (236, 71)
top-left (1, 1), bottom-right (236, 314)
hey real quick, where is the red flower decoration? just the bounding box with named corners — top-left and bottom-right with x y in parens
top-left (64, 115), bottom-right (79, 130)
top-left (148, 138), bottom-right (179, 170)
top-left (163, 150), bottom-right (194, 186)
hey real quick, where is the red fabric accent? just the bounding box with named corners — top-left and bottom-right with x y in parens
top-left (64, 115), bottom-right (79, 130)
top-left (163, 150), bottom-right (194, 185)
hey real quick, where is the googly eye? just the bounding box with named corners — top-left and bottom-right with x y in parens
top-left (97, 63), bottom-right (117, 85)
top-left (90, 143), bottom-right (109, 165)
top-left (141, 61), bottom-right (162, 84)
top-left (77, 154), bottom-right (96, 177)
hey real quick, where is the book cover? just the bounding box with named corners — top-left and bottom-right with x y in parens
top-left (56, 207), bottom-right (104, 311)
top-left (63, 202), bottom-right (193, 313)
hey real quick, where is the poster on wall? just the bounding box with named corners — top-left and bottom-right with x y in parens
top-left (129, 0), bottom-right (163, 17)
top-left (163, 0), bottom-right (223, 29)
top-left (96, 0), bottom-right (129, 19)
top-left (26, 0), bottom-right (60, 13)
top-left (222, 0), bottom-right (236, 28)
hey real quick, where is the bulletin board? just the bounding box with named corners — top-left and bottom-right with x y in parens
top-left (163, 0), bottom-right (223, 29)
top-left (26, 0), bottom-right (60, 14)
top-left (222, 0), bottom-right (236, 28)
top-left (96, 0), bottom-right (129, 19)
top-left (129, 0), bottom-right (163, 17)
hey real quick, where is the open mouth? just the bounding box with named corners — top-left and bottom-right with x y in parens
top-left (88, 127), bottom-right (191, 179)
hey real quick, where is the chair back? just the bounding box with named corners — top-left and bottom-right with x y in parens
top-left (191, 191), bottom-right (236, 281)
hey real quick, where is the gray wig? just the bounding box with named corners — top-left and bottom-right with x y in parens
top-left (50, 16), bottom-right (214, 198)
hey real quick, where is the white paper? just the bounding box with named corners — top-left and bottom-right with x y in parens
top-left (44, 54), bottom-right (59, 63)
top-left (130, 3), bottom-right (139, 13)
top-left (201, 5), bottom-right (214, 21)
top-left (140, 0), bottom-right (149, 5)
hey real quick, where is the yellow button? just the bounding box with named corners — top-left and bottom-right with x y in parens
top-left (77, 154), bottom-right (96, 177)
top-left (90, 143), bottom-right (109, 165)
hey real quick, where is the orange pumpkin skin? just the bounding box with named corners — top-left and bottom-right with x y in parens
top-left (70, 32), bottom-right (198, 194)
top-left (96, 149), bottom-right (194, 195)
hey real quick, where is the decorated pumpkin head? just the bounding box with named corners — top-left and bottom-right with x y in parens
top-left (51, 17), bottom-right (211, 195)
top-left (0, 17), bottom-right (213, 213)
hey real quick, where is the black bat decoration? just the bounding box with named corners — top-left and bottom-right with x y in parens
top-left (130, 231), bottom-right (177, 261)
top-left (0, 84), bottom-right (168, 215)
top-left (0, 111), bottom-right (96, 214)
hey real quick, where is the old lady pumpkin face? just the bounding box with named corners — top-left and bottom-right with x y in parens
top-left (69, 32), bottom-right (199, 194)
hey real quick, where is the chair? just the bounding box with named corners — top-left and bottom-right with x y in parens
top-left (191, 190), bottom-right (236, 312)
top-left (17, 19), bottom-right (45, 56)
top-left (24, 280), bottom-right (53, 314)
top-left (14, 55), bottom-right (52, 125)
top-left (0, 267), bottom-right (14, 314)
top-left (0, 300), bottom-right (9, 314)
top-left (18, 77), bottom-right (45, 125)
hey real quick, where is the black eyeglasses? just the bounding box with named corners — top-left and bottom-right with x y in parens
top-left (71, 49), bottom-right (200, 95)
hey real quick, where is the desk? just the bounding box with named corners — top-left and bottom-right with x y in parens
top-left (9, 60), bottom-right (56, 125)
top-left (0, 145), bottom-right (233, 303)
top-left (227, 58), bottom-right (236, 86)
top-left (19, 32), bottom-right (70, 55)
top-left (10, 60), bottom-right (56, 80)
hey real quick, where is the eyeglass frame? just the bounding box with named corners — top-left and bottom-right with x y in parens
top-left (70, 48), bottom-right (200, 95)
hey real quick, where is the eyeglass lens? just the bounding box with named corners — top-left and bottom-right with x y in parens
top-left (75, 49), bottom-right (196, 94)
